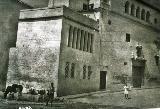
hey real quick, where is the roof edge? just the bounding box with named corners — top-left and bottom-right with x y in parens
top-left (17, 0), bottom-right (33, 8)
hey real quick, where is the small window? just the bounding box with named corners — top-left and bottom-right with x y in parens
top-left (124, 62), bottom-right (127, 65)
top-left (146, 11), bottom-right (150, 22)
top-left (154, 18), bottom-right (157, 24)
top-left (68, 26), bottom-right (73, 47)
top-left (126, 33), bottom-right (130, 42)
top-left (141, 9), bottom-right (146, 20)
top-left (83, 65), bottom-right (87, 79)
top-left (131, 4), bottom-right (135, 16)
top-left (71, 63), bottom-right (75, 78)
top-left (125, 1), bottom-right (130, 14)
top-left (90, 34), bottom-right (94, 53)
top-left (83, 4), bottom-right (88, 10)
top-left (136, 7), bottom-right (140, 18)
top-left (108, 20), bottom-right (112, 25)
top-left (65, 62), bottom-right (70, 78)
top-left (88, 66), bottom-right (92, 80)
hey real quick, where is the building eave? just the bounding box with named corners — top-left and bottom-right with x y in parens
top-left (17, 0), bottom-right (33, 8)
top-left (136, 0), bottom-right (160, 12)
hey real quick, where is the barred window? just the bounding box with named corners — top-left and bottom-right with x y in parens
top-left (83, 65), bottom-right (87, 79)
top-left (67, 26), bottom-right (94, 53)
top-left (71, 63), bottom-right (75, 78)
top-left (65, 62), bottom-right (70, 78)
top-left (88, 66), bottom-right (92, 80)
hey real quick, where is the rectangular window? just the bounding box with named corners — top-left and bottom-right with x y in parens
top-left (126, 33), bottom-right (130, 42)
top-left (68, 26), bottom-right (73, 47)
top-left (88, 66), bottom-right (92, 80)
top-left (83, 65), bottom-right (87, 79)
top-left (83, 31), bottom-right (88, 51)
top-left (90, 34), bottom-right (94, 53)
top-left (65, 62), bottom-right (70, 78)
top-left (71, 63), bottom-right (75, 78)
top-left (80, 30), bottom-right (84, 50)
top-left (76, 29), bottom-right (81, 49)
top-left (72, 28), bottom-right (77, 48)
top-left (83, 4), bottom-right (88, 10)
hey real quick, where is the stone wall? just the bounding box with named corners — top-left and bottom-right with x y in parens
top-left (111, 0), bottom-right (160, 29)
top-left (7, 19), bottom-right (62, 96)
top-left (100, 0), bottom-right (160, 90)
top-left (57, 12), bottom-right (100, 96)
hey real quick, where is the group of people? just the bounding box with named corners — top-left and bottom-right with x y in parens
top-left (3, 83), bottom-right (56, 106)
top-left (3, 84), bottom-right (23, 100)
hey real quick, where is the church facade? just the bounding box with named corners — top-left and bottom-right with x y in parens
top-left (5, 0), bottom-right (160, 96)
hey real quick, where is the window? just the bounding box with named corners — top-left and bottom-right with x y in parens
top-left (83, 65), bottom-right (87, 79)
top-left (67, 26), bottom-right (94, 53)
top-left (83, 4), bottom-right (88, 10)
top-left (90, 34), bottom-right (94, 53)
top-left (76, 29), bottom-right (81, 49)
top-left (154, 18), bottom-right (157, 24)
top-left (80, 30), bottom-right (84, 50)
top-left (68, 26), bottom-right (73, 47)
top-left (125, 1), bottom-right (130, 14)
top-left (126, 33), bottom-right (130, 42)
top-left (146, 11), bottom-right (150, 22)
top-left (72, 27), bottom-right (77, 48)
top-left (88, 66), bottom-right (92, 80)
top-left (131, 4), bottom-right (135, 16)
top-left (141, 9), bottom-right (146, 20)
top-left (136, 7), bottom-right (140, 18)
top-left (154, 55), bottom-right (159, 66)
top-left (87, 33), bottom-right (91, 52)
top-left (124, 62), bottom-right (127, 65)
top-left (65, 62), bottom-right (70, 78)
top-left (83, 32), bottom-right (88, 51)
top-left (71, 63), bottom-right (75, 78)
top-left (108, 20), bottom-right (112, 25)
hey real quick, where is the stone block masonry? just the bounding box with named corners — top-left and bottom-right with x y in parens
top-left (7, 12), bottom-right (62, 96)
top-left (6, 6), bottom-right (100, 97)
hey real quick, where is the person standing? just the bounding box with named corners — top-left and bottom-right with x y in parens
top-left (124, 84), bottom-right (129, 99)
top-left (46, 82), bottom-right (55, 106)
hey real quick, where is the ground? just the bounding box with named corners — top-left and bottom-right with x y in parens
top-left (0, 88), bottom-right (159, 109)
top-left (71, 88), bottom-right (160, 108)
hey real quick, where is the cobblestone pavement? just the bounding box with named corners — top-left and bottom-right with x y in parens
top-left (70, 88), bottom-right (160, 109)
